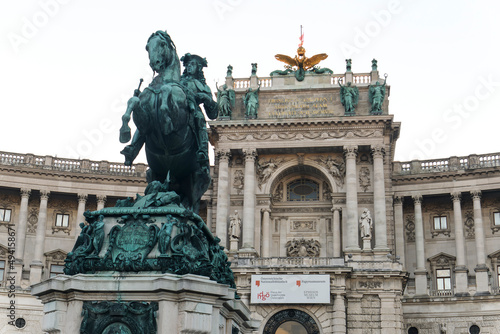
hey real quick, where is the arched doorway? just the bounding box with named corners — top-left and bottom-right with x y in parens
top-left (263, 309), bottom-right (320, 334)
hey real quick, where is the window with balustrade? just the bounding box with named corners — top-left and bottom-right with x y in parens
top-left (44, 250), bottom-right (67, 280)
top-left (491, 211), bottom-right (500, 234)
top-left (0, 208), bottom-right (12, 223)
top-left (52, 212), bottom-right (72, 235)
top-left (428, 253), bottom-right (455, 296)
top-left (430, 214), bottom-right (450, 237)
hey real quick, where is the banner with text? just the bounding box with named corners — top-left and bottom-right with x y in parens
top-left (251, 275), bottom-right (330, 304)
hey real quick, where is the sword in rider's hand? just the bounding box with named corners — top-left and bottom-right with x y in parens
top-left (134, 78), bottom-right (144, 97)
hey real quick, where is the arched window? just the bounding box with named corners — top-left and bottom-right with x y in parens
top-left (287, 179), bottom-right (319, 202)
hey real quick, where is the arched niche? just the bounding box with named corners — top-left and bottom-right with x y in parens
top-left (263, 309), bottom-right (320, 334)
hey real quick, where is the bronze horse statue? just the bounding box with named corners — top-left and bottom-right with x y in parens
top-left (119, 31), bottom-right (210, 213)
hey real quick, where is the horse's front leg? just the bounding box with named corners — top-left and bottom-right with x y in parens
top-left (119, 96), bottom-right (140, 143)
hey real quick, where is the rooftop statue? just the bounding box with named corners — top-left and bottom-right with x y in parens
top-left (273, 46), bottom-right (332, 81)
top-left (339, 78), bottom-right (359, 116)
top-left (369, 73), bottom-right (388, 115)
top-left (244, 85), bottom-right (260, 118)
top-left (216, 83), bottom-right (235, 118)
top-left (119, 31), bottom-right (215, 212)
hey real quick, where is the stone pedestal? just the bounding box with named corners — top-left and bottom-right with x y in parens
top-left (32, 273), bottom-right (258, 334)
top-left (362, 237), bottom-right (372, 251)
top-left (414, 270), bottom-right (428, 296)
top-left (230, 238), bottom-right (239, 252)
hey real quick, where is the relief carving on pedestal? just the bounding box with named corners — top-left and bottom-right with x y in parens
top-left (285, 238), bottom-right (321, 257)
top-left (315, 155), bottom-right (345, 188)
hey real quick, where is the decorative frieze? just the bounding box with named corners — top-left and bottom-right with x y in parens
top-left (291, 220), bottom-right (316, 232)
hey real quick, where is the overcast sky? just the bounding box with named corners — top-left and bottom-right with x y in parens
top-left (2, 0), bottom-right (500, 165)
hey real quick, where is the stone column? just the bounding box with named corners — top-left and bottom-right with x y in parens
top-left (206, 199), bottom-right (213, 232)
top-left (279, 217), bottom-right (287, 257)
top-left (372, 145), bottom-right (388, 251)
top-left (31, 190), bottom-right (50, 283)
top-left (261, 208), bottom-right (271, 257)
top-left (343, 145), bottom-right (360, 251)
top-left (413, 195), bottom-right (427, 295)
top-left (451, 192), bottom-right (469, 296)
top-left (14, 188), bottom-right (31, 262)
top-left (242, 149), bottom-right (257, 251)
top-left (332, 207), bottom-right (342, 257)
top-left (96, 195), bottom-right (106, 210)
top-left (393, 196), bottom-right (405, 268)
top-left (471, 190), bottom-right (490, 295)
top-left (332, 293), bottom-right (346, 334)
top-left (14, 188), bottom-right (30, 285)
top-left (75, 193), bottom-right (88, 241)
top-left (215, 149), bottom-right (231, 248)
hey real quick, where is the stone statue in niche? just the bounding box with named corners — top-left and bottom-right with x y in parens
top-left (286, 238), bottom-right (321, 257)
top-left (229, 210), bottom-right (242, 241)
top-left (233, 170), bottom-right (244, 194)
top-left (359, 208), bottom-right (373, 238)
top-left (359, 167), bottom-right (371, 192)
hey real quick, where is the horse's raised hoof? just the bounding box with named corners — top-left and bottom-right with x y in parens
top-left (119, 127), bottom-right (131, 143)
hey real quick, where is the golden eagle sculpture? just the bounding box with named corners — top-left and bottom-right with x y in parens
top-left (272, 46), bottom-right (332, 81)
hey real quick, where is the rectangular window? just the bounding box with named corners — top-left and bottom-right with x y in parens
top-left (55, 214), bottom-right (69, 227)
top-left (436, 269), bottom-right (451, 290)
top-left (0, 260), bottom-right (5, 283)
top-left (50, 264), bottom-right (65, 278)
top-left (494, 212), bottom-right (500, 226)
top-left (434, 216), bottom-right (447, 230)
top-left (0, 209), bottom-right (11, 222)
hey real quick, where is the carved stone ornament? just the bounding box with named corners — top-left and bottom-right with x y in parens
top-left (291, 221), bottom-right (316, 232)
top-left (80, 301), bottom-right (158, 334)
top-left (322, 181), bottom-right (332, 200)
top-left (257, 158), bottom-right (283, 190)
top-left (359, 167), bottom-right (371, 192)
top-left (273, 182), bottom-right (283, 202)
top-left (233, 170), bottom-right (244, 194)
top-left (464, 211), bottom-right (475, 239)
top-left (285, 238), bottom-right (321, 257)
top-left (27, 208), bottom-right (38, 233)
top-left (315, 155), bottom-right (345, 188)
top-left (405, 215), bottom-right (415, 242)
top-left (359, 281), bottom-right (382, 289)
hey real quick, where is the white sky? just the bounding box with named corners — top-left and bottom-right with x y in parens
top-left (1, 0), bottom-right (500, 164)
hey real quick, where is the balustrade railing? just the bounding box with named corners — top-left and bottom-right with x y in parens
top-left (429, 289), bottom-right (453, 297)
top-left (0, 151), bottom-right (147, 177)
top-left (394, 152), bottom-right (500, 175)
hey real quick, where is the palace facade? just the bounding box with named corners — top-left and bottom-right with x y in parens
top-left (1, 65), bottom-right (500, 333)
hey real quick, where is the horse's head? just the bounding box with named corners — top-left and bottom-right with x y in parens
top-left (146, 31), bottom-right (179, 78)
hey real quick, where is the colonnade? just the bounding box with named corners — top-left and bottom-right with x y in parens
top-left (394, 190), bottom-right (491, 295)
top-left (12, 189), bottom-right (107, 283)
